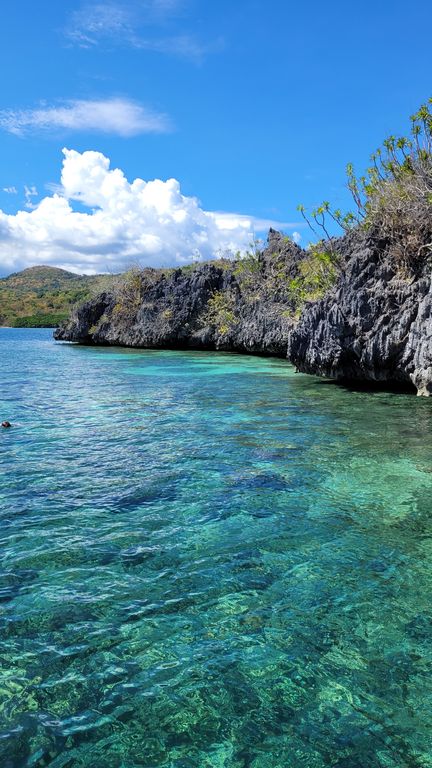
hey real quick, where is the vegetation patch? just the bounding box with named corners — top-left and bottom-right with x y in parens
top-left (203, 290), bottom-right (238, 335)
top-left (298, 99), bottom-right (432, 274)
top-left (0, 266), bottom-right (117, 327)
top-left (112, 269), bottom-right (143, 321)
top-left (287, 247), bottom-right (339, 314)
top-left (13, 312), bottom-right (69, 328)
top-left (233, 242), bottom-right (263, 290)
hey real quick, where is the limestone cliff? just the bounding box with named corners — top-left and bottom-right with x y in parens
top-left (55, 228), bottom-right (432, 396)
top-left (54, 230), bottom-right (302, 357)
top-left (287, 230), bottom-right (432, 395)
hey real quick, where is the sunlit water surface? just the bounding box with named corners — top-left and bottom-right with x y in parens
top-left (1, 328), bottom-right (432, 768)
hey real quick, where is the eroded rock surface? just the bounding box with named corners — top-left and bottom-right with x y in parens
top-left (55, 228), bottom-right (432, 395)
top-left (55, 230), bottom-right (302, 356)
top-left (288, 231), bottom-right (432, 395)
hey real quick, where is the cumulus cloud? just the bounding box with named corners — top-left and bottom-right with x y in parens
top-left (0, 149), bottom-right (298, 276)
top-left (0, 98), bottom-right (171, 137)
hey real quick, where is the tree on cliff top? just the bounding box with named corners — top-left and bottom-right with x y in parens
top-left (299, 98), bottom-right (432, 273)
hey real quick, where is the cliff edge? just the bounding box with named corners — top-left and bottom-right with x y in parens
top-left (288, 230), bottom-right (432, 395)
top-left (55, 226), bottom-right (432, 395)
top-left (54, 231), bottom-right (303, 357)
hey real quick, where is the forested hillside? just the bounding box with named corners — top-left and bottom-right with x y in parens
top-left (0, 266), bottom-right (117, 327)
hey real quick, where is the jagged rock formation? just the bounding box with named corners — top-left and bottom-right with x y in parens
top-left (55, 230), bottom-right (303, 356)
top-left (288, 230), bottom-right (432, 395)
top-left (55, 228), bottom-right (432, 396)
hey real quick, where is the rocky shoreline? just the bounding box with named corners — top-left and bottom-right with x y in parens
top-left (54, 230), bottom-right (301, 356)
top-left (55, 227), bottom-right (432, 396)
top-left (289, 229), bottom-right (432, 396)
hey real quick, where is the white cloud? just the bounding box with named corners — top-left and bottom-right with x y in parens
top-left (66, 3), bottom-right (133, 47)
top-left (65, 0), bottom-right (185, 40)
top-left (292, 231), bottom-right (302, 244)
top-left (3, 187), bottom-right (17, 194)
top-left (0, 98), bottom-right (171, 137)
top-left (24, 185), bottom-right (39, 210)
top-left (134, 34), bottom-right (212, 61)
top-left (0, 148), bottom-right (298, 276)
top-left (65, 1), bottom-right (213, 62)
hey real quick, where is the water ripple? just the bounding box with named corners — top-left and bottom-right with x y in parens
top-left (1, 329), bottom-right (432, 767)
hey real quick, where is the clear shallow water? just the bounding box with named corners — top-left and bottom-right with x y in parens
top-left (1, 328), bottom-right (432, 768)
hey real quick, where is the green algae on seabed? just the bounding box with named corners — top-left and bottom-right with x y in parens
top-left (1, 328), bottom-right (432, 767)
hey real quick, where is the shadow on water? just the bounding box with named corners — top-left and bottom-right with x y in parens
top-left (314, 376), bottom-right (418, 395)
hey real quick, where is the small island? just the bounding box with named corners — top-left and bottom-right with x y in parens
top-left (56, 102), bottom-right (432, 396)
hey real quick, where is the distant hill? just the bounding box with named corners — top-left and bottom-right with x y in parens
top-left (0, 266), bottom-right (118, 327)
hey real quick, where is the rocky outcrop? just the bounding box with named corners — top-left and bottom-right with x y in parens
top-left (55, 230), bottom-right (303, 356)
top-left (55, 227), bottom-right (432, 395)
top-left (288, 230), bottom-right (432, 395)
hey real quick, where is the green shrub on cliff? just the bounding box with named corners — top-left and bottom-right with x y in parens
top-left (288, 247), bottom-right (338, 314)
top-left (299, 98), bottom-right (432, 273)
top-left (233, 247), bottom-right (261, 277)
top-left (204, 290), bottom-right (238, 335)
top-left (112, 269), bottom-right (143, 320)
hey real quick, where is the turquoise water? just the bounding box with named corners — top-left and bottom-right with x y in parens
top-left (1, 329), bottom-right (432, 768)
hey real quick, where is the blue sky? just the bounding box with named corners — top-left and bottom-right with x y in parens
top-left (0, 0), bottom-right (430, 275)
